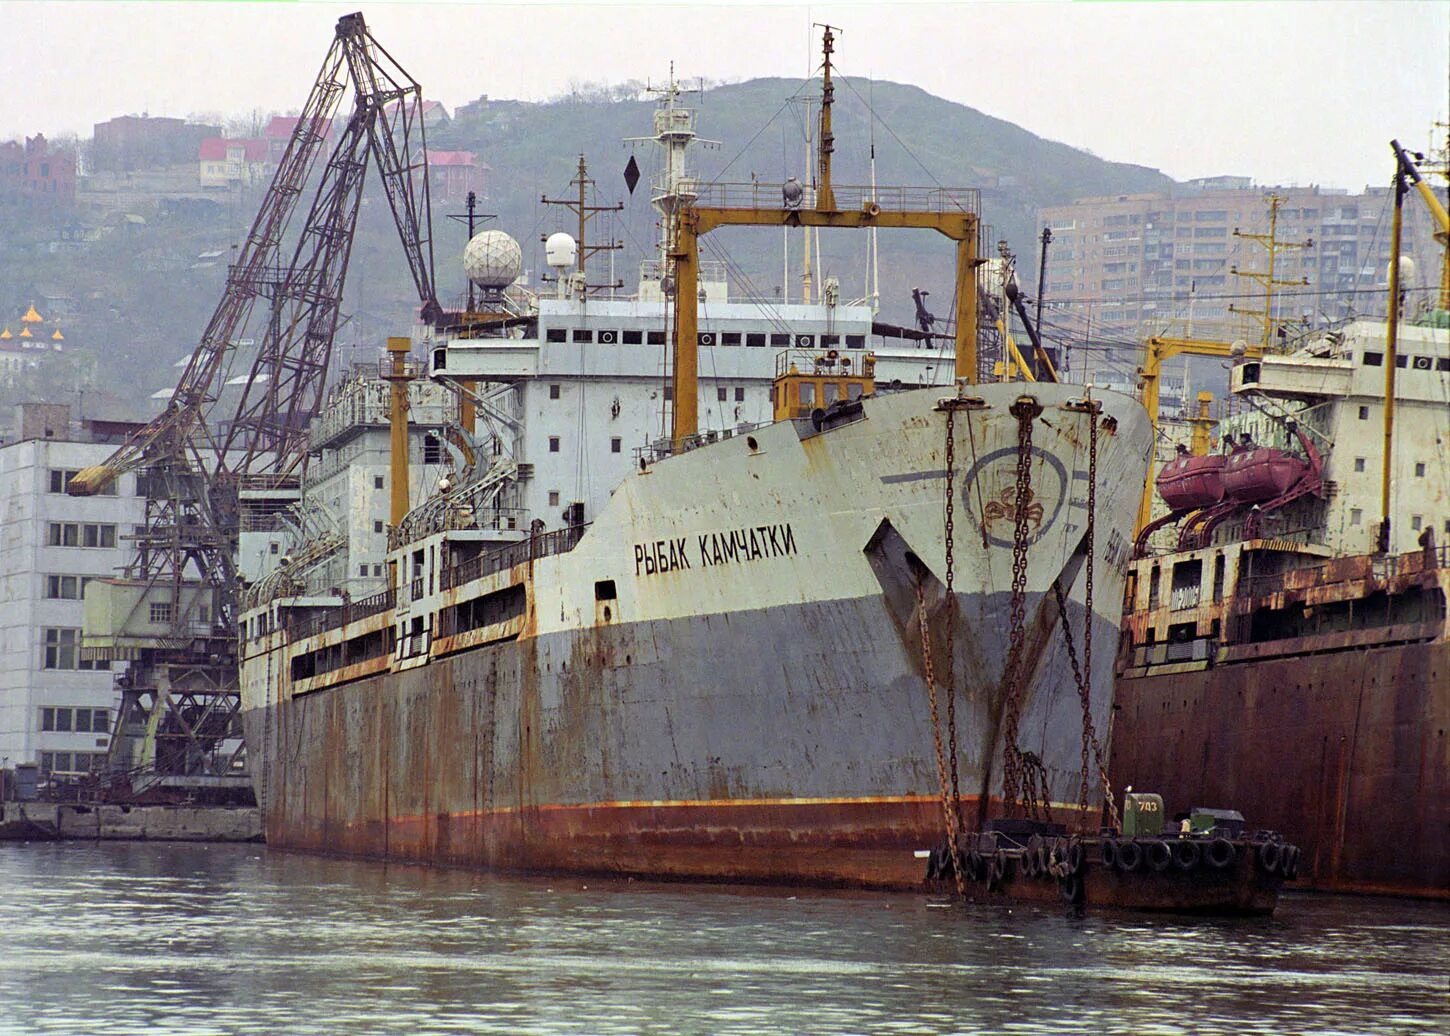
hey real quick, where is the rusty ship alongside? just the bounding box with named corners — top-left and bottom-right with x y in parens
top-left (1110, 311), bottom-right (1450, 900)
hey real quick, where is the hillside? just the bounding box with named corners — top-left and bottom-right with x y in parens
top-left (0, 77), bottom-right (1174, 414)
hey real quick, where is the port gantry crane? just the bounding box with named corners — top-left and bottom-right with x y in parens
top-left (67, 12), bottom-right (439, 795)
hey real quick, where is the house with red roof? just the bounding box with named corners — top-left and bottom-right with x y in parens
top-left (428, 150), bottom-right (488, 202)
top-left (198, 137), bottom-right (270, 188)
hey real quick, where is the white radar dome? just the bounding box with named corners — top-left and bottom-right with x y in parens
top-left (463, 230), bottom-right (523, 289)
top-left (545, 232), bottom-right (578, 270)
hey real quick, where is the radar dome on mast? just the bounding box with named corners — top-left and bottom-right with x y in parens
top-left (463, 230), bottom-right (523, 289)
top-left (545, 232), bottom-right (578, 271)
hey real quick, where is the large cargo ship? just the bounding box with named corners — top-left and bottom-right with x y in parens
top-left (237, 51), bottom-right (1153, 887)
top-left (1110, 166), bottom-right (1450, 903)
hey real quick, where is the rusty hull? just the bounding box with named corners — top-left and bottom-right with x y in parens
top-left (247, 592), bottom-right (1122, 889)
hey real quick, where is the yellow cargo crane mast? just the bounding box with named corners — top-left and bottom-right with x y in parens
top-left (668, 25), bottom-right (983, 450)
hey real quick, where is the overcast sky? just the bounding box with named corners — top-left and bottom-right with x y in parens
top-left (7, 1), bottom-right (1447, 190)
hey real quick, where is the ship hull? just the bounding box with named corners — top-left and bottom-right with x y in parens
top-left (242, 384), bottom-right (1152, 888)
top-left (1111, 638), bottom-right (1449, 900)
top-left (245, 593), bottom-right (1121, 888)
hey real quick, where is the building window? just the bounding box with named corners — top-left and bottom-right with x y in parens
top-left (1350, 508), bottom-right (1362, 526)
top-left (610, 437), bottom-right (621, 454)
top-left (1353, 458), bottom-right (1365, 472)
top-left (572, 329), bottom-right (594, 343)
top-left (270, 542), bottom-right (280, 554)
top-left (423, 434), bottom-right (443, 464)
top-left (46, 575), bottom-right (84, 599)
top-left (770, 333), bottom-right (791, 347)
top-left (374, 475), bottom-right (385, 489)
top-left (549, 384), bottom-right (561, 400)
top-left (721, 332), bottom-right (742, 346)
top-left (149, 601), bottom-right (173, 624)
top-left (1411, 516), bottom-right (1423, 532)
top-left (1414, 462), bottom-right (1426, 477)
top-left (1358, 406), bottom-right (1370, 420)
top-left (548, 490), bottom-right (560, 507)
top-left (734, 387), bottom-right (745, 402)
top-left (360, 565), bottom-right (369, 577)
top-left (39, 750), bottom-right (105, 776)
top-left (746, 333), bottom-right (766, 348)
top-left (717, 387), bottom-right (728, 402)
top-left (43, 628), bottom-right (79, 670)
top-left (373, 564), bottom-right (383, 577)
top-left (622, 330), bottom-right (644, 345)
top-left (549, 436), bottom-right (560, 453)
top-left (48, 522), bottom-right (79, 547)
top-left (50, 523), bottom-right (116, 548)
top-left (374, 520), bottom-right (384, 533)
top-left (545, 328), bottom-right (567, 343)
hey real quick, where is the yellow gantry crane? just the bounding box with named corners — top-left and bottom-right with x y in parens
top-left (668, 25), bottom-right (982, 449)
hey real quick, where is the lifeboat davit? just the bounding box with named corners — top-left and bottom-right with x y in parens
top-left (1156, 451), bottom-right (1227, 511)
top-left (1222, 447), bottom-right (1308, 503)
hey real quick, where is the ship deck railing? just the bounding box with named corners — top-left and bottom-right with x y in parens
top-left (286, 586), bottom-right (396, 641)
top-left (1235, 545), bottom-right (1449, 600)
top-left (439, 523), bottom-right (590, 592)
top-left (690, 181), bottom-right (979, 216)
top-left (637, 421), bottom-right (773, 467)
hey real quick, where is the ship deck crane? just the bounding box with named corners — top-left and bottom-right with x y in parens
top-left (669, 25), bottom-right (982, 450)
top-left (66, 12), bottom-right (439, 795)
top-left (1391, 139), bottom-right (1450, 311)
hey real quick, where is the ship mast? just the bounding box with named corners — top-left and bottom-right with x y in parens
top-left (630, 66), bottom-right (716, 289)
top-left (541, 154), bottom-right (623, 296)
top-left (1229, 194), bottom-right (1312, 350)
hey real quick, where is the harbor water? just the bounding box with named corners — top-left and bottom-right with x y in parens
top-left (1, 842), bottom-right (1445, 1035)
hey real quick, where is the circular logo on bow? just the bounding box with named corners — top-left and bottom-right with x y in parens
top-left (959, 445), bottom-right (1068, 549)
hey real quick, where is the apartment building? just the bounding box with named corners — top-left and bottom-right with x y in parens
top-left (1036, 178), bottom-right (1435, 341)
top-left (0, 403), bottom-right (145, 779)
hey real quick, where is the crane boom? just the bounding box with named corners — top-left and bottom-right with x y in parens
top-left (67, 34), bottom-right (353, 497)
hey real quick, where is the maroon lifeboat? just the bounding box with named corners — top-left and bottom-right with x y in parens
top-left (1156, 446), bottom-right (1227, 511)
top-left (1223, 446), bottom-right (1308, 503)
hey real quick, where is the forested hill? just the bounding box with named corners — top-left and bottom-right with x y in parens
top-left (431, 75), bottom-right (1170, 269)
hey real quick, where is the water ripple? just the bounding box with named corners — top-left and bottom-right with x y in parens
top-left (0, 844), bottom-right (1445, 1036)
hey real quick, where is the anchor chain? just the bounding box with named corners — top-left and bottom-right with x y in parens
top-left (1051, 403), bottom-right (1121, 834)
top-left (1000, 398), bottom-right (1042, 818)
top-left (917, 579), bottom-right (964, 898)
top-left (943, 407), bottom-right (961, 826)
